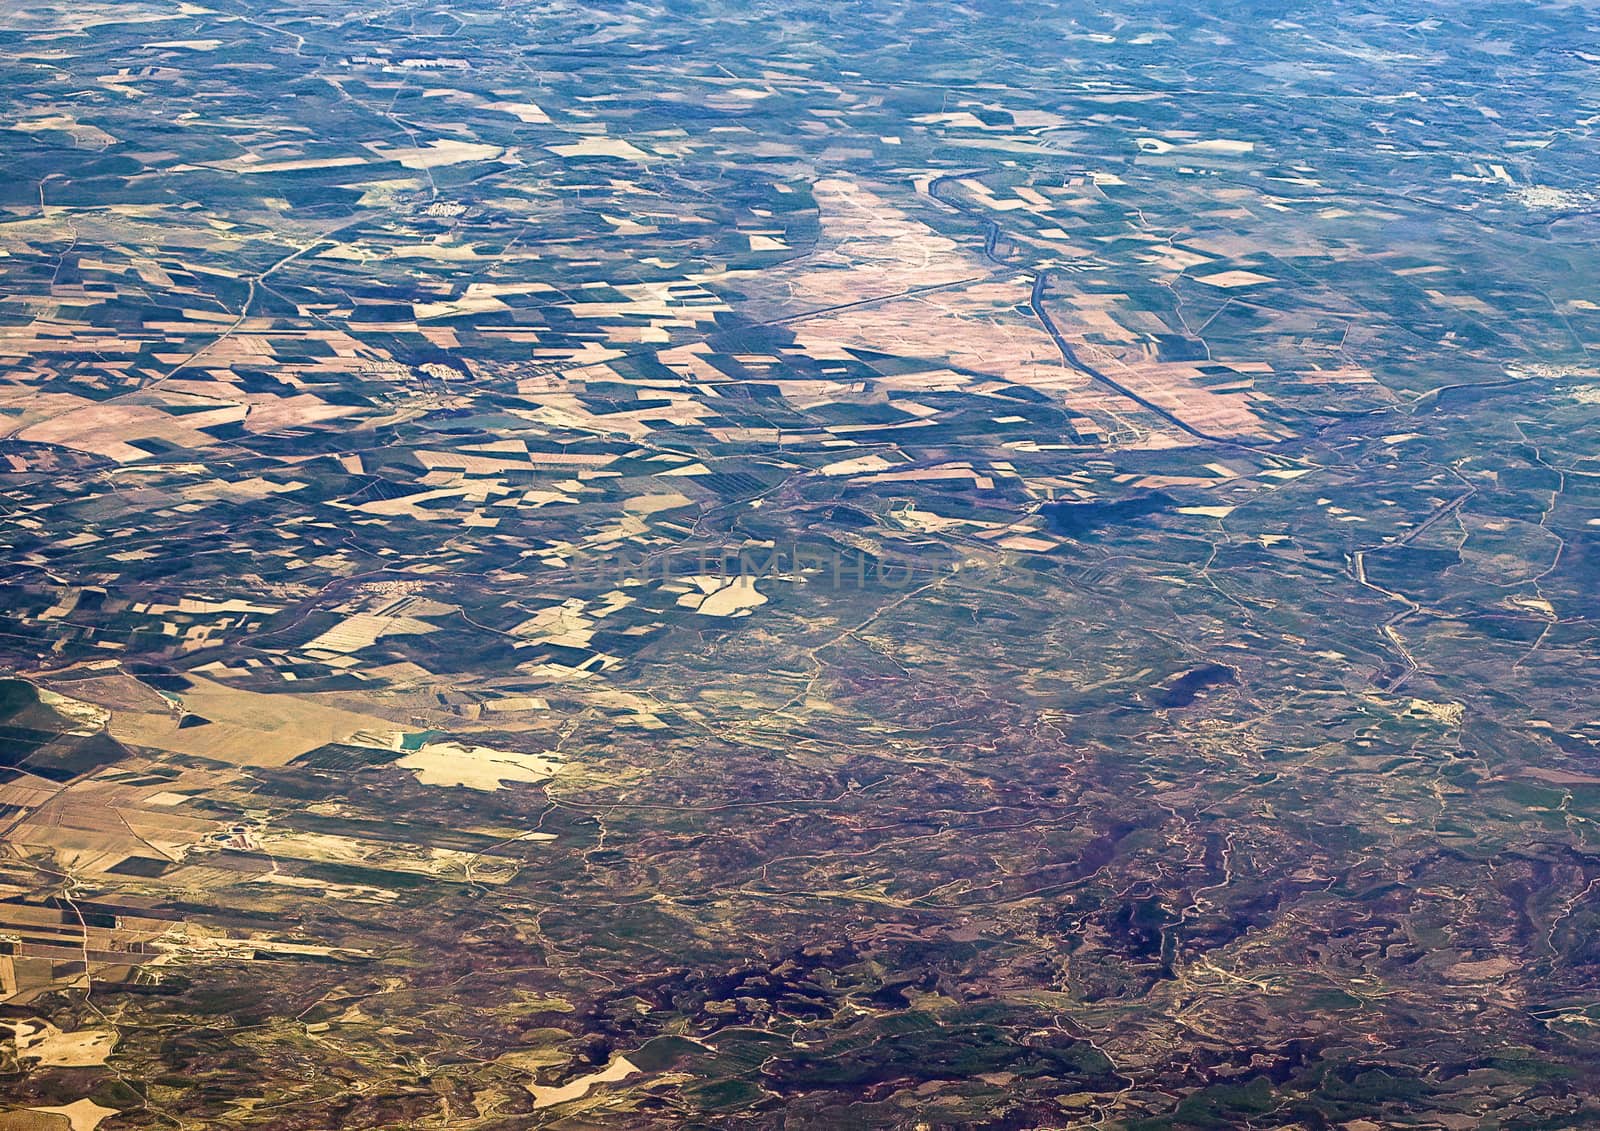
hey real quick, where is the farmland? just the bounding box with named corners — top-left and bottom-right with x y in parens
top-left (2, 1), bottom-right (1600, 1127)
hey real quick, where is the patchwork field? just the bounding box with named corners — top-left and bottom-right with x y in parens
top-left (2, 0), bottom-right (1600, 1127)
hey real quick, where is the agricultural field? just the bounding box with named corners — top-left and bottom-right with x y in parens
top-left (2, 0), bottom-right (1600, 1127)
